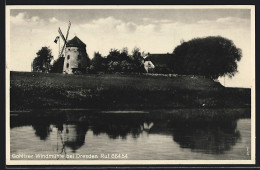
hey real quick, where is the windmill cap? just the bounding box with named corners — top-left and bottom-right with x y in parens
top-left (66, 36), bottom-right (86, 48)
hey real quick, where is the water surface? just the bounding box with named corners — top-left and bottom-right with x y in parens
top-left (10, 109), bottom-right (251, 160)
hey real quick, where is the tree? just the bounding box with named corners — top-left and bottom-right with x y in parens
top-left (120, 60), bottom-right (133, 72)
top-left (90, 52), bottom-right (107, 73)
top-left (106, 48), bottom-right (131, 73)
top-left (32, 47), bottom-right (53, 73)
top-left (51, 57), bottom-right (64, 73)
top-left (107, 49), bottom-right (121, 62)
top-left (108, 61), bottom-right (121, 72)
top-left (120, 47), bottom-right (130, 62)
top-left (131, 47), bottom-right (145, 73)
top-left (97, 47), bottom-right (146, 73)
top-left (171, 36), bottom-right (242, 79)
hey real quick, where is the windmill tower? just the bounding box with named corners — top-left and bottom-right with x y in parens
top-left (63, 36), bottom-right (90, 74)
top-left (58, 22), bottom-right (90, 74)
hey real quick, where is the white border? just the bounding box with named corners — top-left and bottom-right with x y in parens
top-left (5, 5), bottom-right (256, 165)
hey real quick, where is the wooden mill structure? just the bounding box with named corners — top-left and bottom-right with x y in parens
top-left (56, 21), bottom-right (90, 74)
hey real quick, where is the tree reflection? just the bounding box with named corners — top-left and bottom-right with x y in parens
top-left (169, 120), bottom-right (241, 154)
top-left (90, 114), bottom-right (153, 139)
top-left (13, 111), bottom-right (244, 156)
top-left (89, 114), bottom-right (242, 154)
top-left (31, 121), bottom-right (52, 140)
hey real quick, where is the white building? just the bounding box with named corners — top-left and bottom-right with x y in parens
top-left (63, 36), bottom-right (90, 74)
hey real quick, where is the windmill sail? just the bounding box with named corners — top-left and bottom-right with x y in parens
top-left (54, 36), bottom-right (59, 44)
top-left (58, 28), bottom-right (66, 43)
top-left (65, 21), bottom-right (71, 40)
top-left (58, 21), bottom-right (71, 58)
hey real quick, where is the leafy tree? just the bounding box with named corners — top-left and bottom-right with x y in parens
top-left (32, 46), bottom-right (53, 73)
top-left (171, 36), bottom-right (242, 79)
top-left (121, 47), bottom-right (129, 55)
top-left (107, 49), bottom-right (121, 62)
top-left (131, 47), bottom-right (141, 62)
top-left (120, 47), bottom-right (130, 62)
top-left (131, 47), bottom-right (145, 73)
top-left (120, 60), bottom-right (135, 73)
top-left (108, 61), bottom-right (121, 72)
top-left (91, 47), bottom-right (146, 74)
top-left (50, 57), bottom-right (64, 73)
top-left (106, 48), bottom-right (131, 73)
top-left (90, 52), bottom-right (107, 72)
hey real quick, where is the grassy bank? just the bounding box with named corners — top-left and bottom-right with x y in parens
top-left (10, 71), bottom-right (251, 110)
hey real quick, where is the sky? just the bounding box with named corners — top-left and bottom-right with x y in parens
top-left (7, 6), bottom-right (253, 88)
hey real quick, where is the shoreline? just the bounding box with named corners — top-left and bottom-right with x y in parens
top-left (10, 107), bottom-right (251, 113)
top-left (10, 108), bottom-right (251, 120)
top-left (10, 71), bottom-right (251, 111)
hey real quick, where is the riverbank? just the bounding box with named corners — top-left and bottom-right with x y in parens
top-left (10, 71), bottom-right (251, 111)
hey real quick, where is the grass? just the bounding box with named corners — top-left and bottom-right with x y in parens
top-left (10, 71), bottom-right (251, 111)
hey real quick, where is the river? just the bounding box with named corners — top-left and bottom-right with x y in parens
top-left (10, 109), bottom-right (251, 160)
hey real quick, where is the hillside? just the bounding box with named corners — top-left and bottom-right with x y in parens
top-left (10, 71), bottom-right (251, 110)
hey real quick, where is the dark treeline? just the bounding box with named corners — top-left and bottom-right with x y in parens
top-left (87, 47), bottom-right (146, 74)
top-left (50, 47), bottom-right (146, 74)
top-left (42, 36), bottom-right (242, 79)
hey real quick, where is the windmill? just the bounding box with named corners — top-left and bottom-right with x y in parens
top-left (57, 21), bottom-right (71, 58)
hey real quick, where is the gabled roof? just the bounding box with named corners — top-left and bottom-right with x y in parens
top-left (144, 53), bottom-right (174, 66)
top-left (66, 36), bottom-right (86, 48)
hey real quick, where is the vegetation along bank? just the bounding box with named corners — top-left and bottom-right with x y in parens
top-left (10, 71), bottom-right (251, 111)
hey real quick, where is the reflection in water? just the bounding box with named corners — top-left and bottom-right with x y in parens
top-left (169, 120), bottom-right (241, 154)
top-left (63, 123), bottom-right (88, 152)
top-left (56, 124), bottom-right (67, 158)
top-left (10, 109), bottom-right (251, 160)
top-left (31, 118), bottom-right (52, 140)
top-left (55, 121), bottom-right (88, 155)
top-left (90, 115), bottom-right (153, 139)
top-left (32, 124), bottom-right (51, 140)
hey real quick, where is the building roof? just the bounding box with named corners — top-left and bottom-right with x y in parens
top-left (66, 36), bottom-right (86, 48)
top-left (144, 53), bottom-right (174, 66)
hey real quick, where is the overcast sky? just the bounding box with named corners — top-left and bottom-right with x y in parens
top-left (7, 7), bottom-right (253, 88)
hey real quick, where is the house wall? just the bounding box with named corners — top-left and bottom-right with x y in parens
top-left (144, 61), bottom-right (155, 73)
top-left (63, 47), bottom-right (88, 74)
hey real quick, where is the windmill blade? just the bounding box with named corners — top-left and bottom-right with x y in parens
top-left (58, 21), bottom-right (71, 58)
top-left (58, 28), bottom-right (66, 43)
top-left (58, 28), bottom-right (66, 57)
top-left (65, 21), bottom-right (71, 41)
top-left (59, 44), bottom-right (66, 57)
